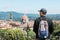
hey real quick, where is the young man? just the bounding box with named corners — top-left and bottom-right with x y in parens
top-left (33, 8), bottom-right (54, 40)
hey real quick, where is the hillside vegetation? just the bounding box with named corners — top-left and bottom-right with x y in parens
top-left (0, 21), bottom-right (60, 40)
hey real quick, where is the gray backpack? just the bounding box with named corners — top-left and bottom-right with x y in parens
top-left (38, 19), bottom-right (49, 38)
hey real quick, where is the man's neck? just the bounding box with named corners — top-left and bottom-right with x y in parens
top-left (40, 15), bottom-right (45, 17)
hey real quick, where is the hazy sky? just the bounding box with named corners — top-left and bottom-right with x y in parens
top-left (0, 0), bottom-right (60, 14)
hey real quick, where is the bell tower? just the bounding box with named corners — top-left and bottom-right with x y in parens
top-left (10, 12), bottom-right (12, 23)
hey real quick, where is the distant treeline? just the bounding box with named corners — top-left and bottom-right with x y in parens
top-left (0, 12), bottom-right (60, 21)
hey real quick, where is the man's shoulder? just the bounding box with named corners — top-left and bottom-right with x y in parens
top-left (45, 16), bottom-right (52, 22)
top-left (35, 17), bottom-right (40, 21)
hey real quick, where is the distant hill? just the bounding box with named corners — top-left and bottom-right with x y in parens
top-left (46, 14), bottom-right (60, 20)
top-left (0, 12), bottom-right (60, 21)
